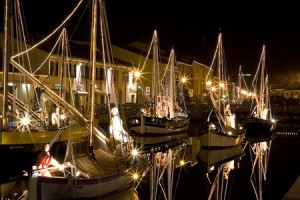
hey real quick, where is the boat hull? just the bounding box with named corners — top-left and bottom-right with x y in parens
top-left (197, 145), bottom-right (245, 169)
top-left (244, 118), bottom-right (276, 142)
top-left (0, 123), bottom-right (89, 149)
top-left (28, 170), bottom-right (132, 200)
top-left (128, 116), bottom-right (190, 152)
top-left (199, 125), bottom-right (245, 149)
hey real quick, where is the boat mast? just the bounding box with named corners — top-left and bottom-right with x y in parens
top-left (169, 49), bottom-right (175, 118)
top-left (259, 45), bottom-right (266, 118)
top-left (89, 0), bottom-right (97, 151)
top-left (152, 30), bottom-right (160, 107)
top-left (2, 0), bottom-right (11, 130)
top-left (217, 33), bottom-right (222, 119)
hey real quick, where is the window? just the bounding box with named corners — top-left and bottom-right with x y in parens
top-left (85, 65), bottom-right (89, 79)
top-left (96, 68), bottom-right (100, 80)
top-left (100, 95), bottom-right (105, 104)
top-left (50, 61), bottom-right (58, 76)
top-left (100, 68), bottom-right (104, 80)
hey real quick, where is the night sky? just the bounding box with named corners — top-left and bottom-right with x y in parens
top-left (2, 0), bottom-right (300, 82)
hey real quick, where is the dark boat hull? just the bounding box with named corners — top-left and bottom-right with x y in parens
top-left (244, 118), bottom-right (276, 142)
top-left (128, 116), bottom-right (190, 152)
top-left (197, 145), bottom-right (245, 169)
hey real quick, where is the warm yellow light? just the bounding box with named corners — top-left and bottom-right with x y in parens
top-left (241, 90), bottom-right (247, 95)
top-left (206, 81), bottom-right (212, 86)
top-left (179, 160), bottom-right (185, 166)
top-left (21, 117), bottom-right (30, 125)
top-left (210, 124), bottom-right (216, 128)
top-left (134, 70), bottom-right (141, 79)
top-left (133, 173), bottom-right (139, 180)
top-left (261, 142), bottom-right (268, 151)
top-left (211, 87), bottom-right (216, 91)
top-left (181, 77), bottom-right (187, 83)
top-left (60, 114), bottom-right (65, 120)
top-left (131, 149), bottom-right (139, 157)
top-left (219, 82), bottom-right (225, 88)
top-left (228, 131), bottom-right (232, 136)
top-left (226, 160), bottom-right (235, 170)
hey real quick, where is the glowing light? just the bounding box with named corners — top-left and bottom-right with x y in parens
top-left (134, 70), bottom-right (141, 79)
top-left (132, 173), bottom-right (139, 180)
top-left (76, 171), bottom-right (81, 176)
top-left (210, 124), bottom-right (216, 128)
top-left (179, 75), bottom-right (190, 86)
top-left (241, 90), bottom-right (248, 95)
top-left (271, 118), bottom-right (276, 123)
top-left (228, 131), bottom-right (232, 136)
top-left (179, 160), bottom-right (185, 166)
top-left (211, 87), bottom-right (216, 91)
top-left (131, 149), bottom-right (139, 157)
top-left (60, 114), bottom-right (66, 120)
top-left (226, 160), bottom-right (235, 170)
top-left (261, 142), bottom-right (268, 151)
top-left (219, 82), bottom-right (225, 88)
top-left (206, 81), bottom-right (212, 86)
top-left (209, 166), bottom-right (215, 172)
top-left (21, 117), bottom-right (30, 125)
top-left (16, 112), bottom-right (32, 132)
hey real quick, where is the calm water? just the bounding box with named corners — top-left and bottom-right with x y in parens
top-left (1, 132), bottom-right (300, 200)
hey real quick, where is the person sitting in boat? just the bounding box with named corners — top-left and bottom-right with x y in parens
top-left (109, 107), bottom-right (128, 144)
top-left (36, 143), bottom-right (63, 177)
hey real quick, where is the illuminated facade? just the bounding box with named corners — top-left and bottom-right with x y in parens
top-left (0, 33), bottom-right (211, 109)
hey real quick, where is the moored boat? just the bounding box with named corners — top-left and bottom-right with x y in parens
top-left (243, 45), bottom-right (276, 143)
top-left (198, 33), bottom-right (245, 149)
top-left (128, 32), bottom-right (189, 152)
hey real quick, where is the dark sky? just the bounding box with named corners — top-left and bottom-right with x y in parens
top-left (2, 0), bottom-right (300, 80)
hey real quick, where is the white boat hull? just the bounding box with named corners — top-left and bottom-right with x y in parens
top-left (28, 170), bottom-right (132, 200)
top-left (197, 145), bottom-right (245, 169)
top-left (129, 116), bottom-right (190, 152)
top-left (199, 126), bottom-right (245, 149)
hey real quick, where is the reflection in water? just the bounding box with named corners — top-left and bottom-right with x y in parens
top-left (197, 145), bottom-right (245, 169)
top-left (197, 145), bottom-right (245, 200)
top-left (97, 188), bottom-right (139, 200)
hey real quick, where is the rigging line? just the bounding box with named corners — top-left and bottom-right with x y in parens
top-left (15, 0), bottom-right (33, 74)
top-left (49, 123), bottom-right (66, 148)
top-left (172, 165), bottom-right (182, 200)
top-left (250, 145), bottom-right (260, 200)
top-left (208, 166), bottom-right (223, 200)
top-left (157, 152), bottom-right (175, 200)
top-left (99, 1), bottom-right (112, 120)
top-left (69, 1), bottom-right (90, 40)
top-left (160, 50), bottom-right (172, 82)
top-left (11, 0), bottom-right (84, 60)
top-left (206, 33), bottom-right (221, 81)
top-left (140, 31), bottom-right (155, 72)
top-left (135, 164), bottom-right (151, 189)
top-left (64, 32), bottom-right (76, 108)
top-left (227, 164), bottom-right (237, 200)
top-left (223, 171), bottom-right (230, 200)
top-left (33, 29), bottom-right (66, 74)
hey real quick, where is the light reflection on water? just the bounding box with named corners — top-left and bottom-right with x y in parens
top-left (1, 133), bottom-right (299, 199)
